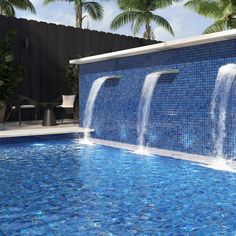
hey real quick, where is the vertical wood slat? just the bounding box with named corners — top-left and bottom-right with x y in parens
top-left (57, 25), bottom-right (67, 95)
top-left (29, 20), bottom-right (40, 101)
top-left (38, 22), bottom-right (49, 102)
top-left (74, 27), bottom-right (83, 58)
top-left (8, 17), bottom-right (19, 64)
top-left (48, 23), bottom-right (60, 100)
top-left (19, 19), bottom-right (31, 97)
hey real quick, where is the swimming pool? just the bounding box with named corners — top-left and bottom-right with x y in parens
top-left (0, 136), bottom-right (236, 235)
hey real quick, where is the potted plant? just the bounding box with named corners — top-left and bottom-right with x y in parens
top-left (65, 64), bottom-right (79, 95)
top-left (0, 31), bottom-right (24, 123)
top-left (65, 64), bottom-right (79, 119)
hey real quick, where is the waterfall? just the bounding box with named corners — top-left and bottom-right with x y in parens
top-left (137, 72), bottom-right (162, 150)
top-left (210, 64), bottom-right (236, 158)
top-left (82, 75), bottom-right (120, 142)
top-left (83, 76), bottom-right (111, 141)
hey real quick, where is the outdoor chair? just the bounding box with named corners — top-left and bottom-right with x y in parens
top-left (4, 95), bottom-right (38, 126)
top-left (56, 95), bottom-right (77, 124)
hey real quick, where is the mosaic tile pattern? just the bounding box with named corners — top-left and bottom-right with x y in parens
top-left (79, 39), bottom-right (236, 158)
top-left (0, 140), bottom-right (236, 235)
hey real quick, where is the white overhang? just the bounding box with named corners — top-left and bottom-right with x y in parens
top-left (70, 29), bottom-right (236, 65)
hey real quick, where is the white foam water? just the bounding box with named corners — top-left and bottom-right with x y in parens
top-left (133, 146), bottom-right (154, 156)
top-left (210, 64), bottom-right (236, 171)
top-left (210, 64), bottom-right (236, 158)
top-left (197, 158), bottom-right (236, 173)
top-left (137, 72), bottom-right (162, 152)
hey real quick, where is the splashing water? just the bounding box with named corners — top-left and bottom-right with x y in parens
top-left (210, 64), bottom-right (236, 159)
top-left (136, 72), bottom-right (162, 153)
top-left (82, 76), bottom-right (113, 143)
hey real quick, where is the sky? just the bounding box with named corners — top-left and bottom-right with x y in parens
top-left (16, 0), bottom-right (213, 42)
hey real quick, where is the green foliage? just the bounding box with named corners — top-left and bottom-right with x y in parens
top-left (0, 0), bottom-right (36, 16)
top-left (185, 0), bottom-right (236, 34)
top-left (0, 31), bottom-right (24, 109)
top-left (111, 0), bottom-right (179, 40)
top-left (65, 64), bottom-right (79, 94)
top-left (83, 1), bottom-right (103, 21)
top-left (43, 0), bottom-right (104, 28)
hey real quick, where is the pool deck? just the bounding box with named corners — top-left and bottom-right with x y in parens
top-left (0, 120), bottom-right (92, 138)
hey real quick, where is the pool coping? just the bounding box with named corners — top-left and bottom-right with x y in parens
top-left (70, 29), bottom-right (236, 65)
top-left (0, 126), bottom-right (94, 138)
top-left (91, 138), bottom-right (236, 170)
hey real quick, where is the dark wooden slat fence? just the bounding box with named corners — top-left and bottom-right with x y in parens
top-left (0, 15), bottom-right (157, 120)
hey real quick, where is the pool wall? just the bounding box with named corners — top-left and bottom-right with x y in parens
top-left (78, 34), bottom-right (236, 157)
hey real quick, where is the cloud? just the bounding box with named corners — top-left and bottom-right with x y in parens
top-left (16, 0), bottom-right (75, 26)
top-left (153, 1), bottom-right (213, 41)
top-left (15, 0), bottom-right (213, 41)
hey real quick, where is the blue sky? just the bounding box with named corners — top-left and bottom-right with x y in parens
top-left (16, 0), bottom-right (213, 41)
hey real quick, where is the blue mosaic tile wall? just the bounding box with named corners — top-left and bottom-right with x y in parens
top-left (79, 39), bottom-right (236, 157)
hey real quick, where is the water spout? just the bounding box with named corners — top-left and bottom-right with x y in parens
top-left (82, 75), bottom-right (120, 143)
top-left (136, 69), bottom-right (179, 154)
top-left (210, 64), bottom-right (236, 159)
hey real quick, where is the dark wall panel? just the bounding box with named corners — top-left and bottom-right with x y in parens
top-left (29, 20), bottom-right (41, 101)
top-left (39, 22), bottom-right (50, 102)
top-left (0, 15), bottom-right (157, 120)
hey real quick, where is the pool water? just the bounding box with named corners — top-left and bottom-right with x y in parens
top-left (0, 138), bottom-right (236, 235)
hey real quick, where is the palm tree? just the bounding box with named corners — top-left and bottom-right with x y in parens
top-left (111, 0), bottom-right (179, 40)
top-left (185, 0), bottom-right (236, 34)
top-left (44, 0), bottom-right (104, 28)
top-left (0, 0), bottom-right (36, 16)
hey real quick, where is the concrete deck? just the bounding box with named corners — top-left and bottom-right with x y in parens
top-left (0, 120), bottom-right (92, 138)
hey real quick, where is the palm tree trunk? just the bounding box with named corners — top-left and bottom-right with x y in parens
top-left (75, 1), bottom-right (83, 28)
top-left (145, 19), bottom-right (151, 40)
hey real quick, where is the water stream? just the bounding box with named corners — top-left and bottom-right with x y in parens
top-left (136, 72), bottom-right (162, 153)
top-left (210, 64), bottom-right (236, 159)
top-left (82, 76), bottom-right (112, 142)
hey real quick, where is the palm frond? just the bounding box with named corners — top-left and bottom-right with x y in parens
top-left (111, 10), bottom-right (140, 30)
top-left (10, 0), bottom-right (36, 13)
top-left (153, 0), bottom-right (181, 9)
top-left (223, 2), bottom-right (236, 16)
top-left (132, 14), bottom-right (146, 35)
top-left (185, 0), bottom-right (223, 19)
top-left (83, 1), bottom-right (104, 20)
top-left (117, 0), bottom-right (141, 10)
top-left (0, 1), bottom-right (15, 16)
top-left (151, 14), bottom-right (174, 35)
top-left (43, 0), bottom-right (71, 5)
top-left (203, 19), bottom-right (227, 33)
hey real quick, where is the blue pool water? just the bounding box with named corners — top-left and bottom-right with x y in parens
top-left (0, 137), bottom-right (236, 235)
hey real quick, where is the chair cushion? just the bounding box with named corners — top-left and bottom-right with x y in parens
top-left (61, 95), bottom-right (76, 108)
top-left (20, 105), bottom-right (35, 108)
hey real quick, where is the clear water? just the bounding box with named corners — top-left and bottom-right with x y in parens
top-left (210, 64), bottom-right (236, 158)
top-left (83, 76), bottom-right (111, 140)
top-left (137, 72), bottom-right (161, 148)
top-left (0, 138), bottom-right (236, 235)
